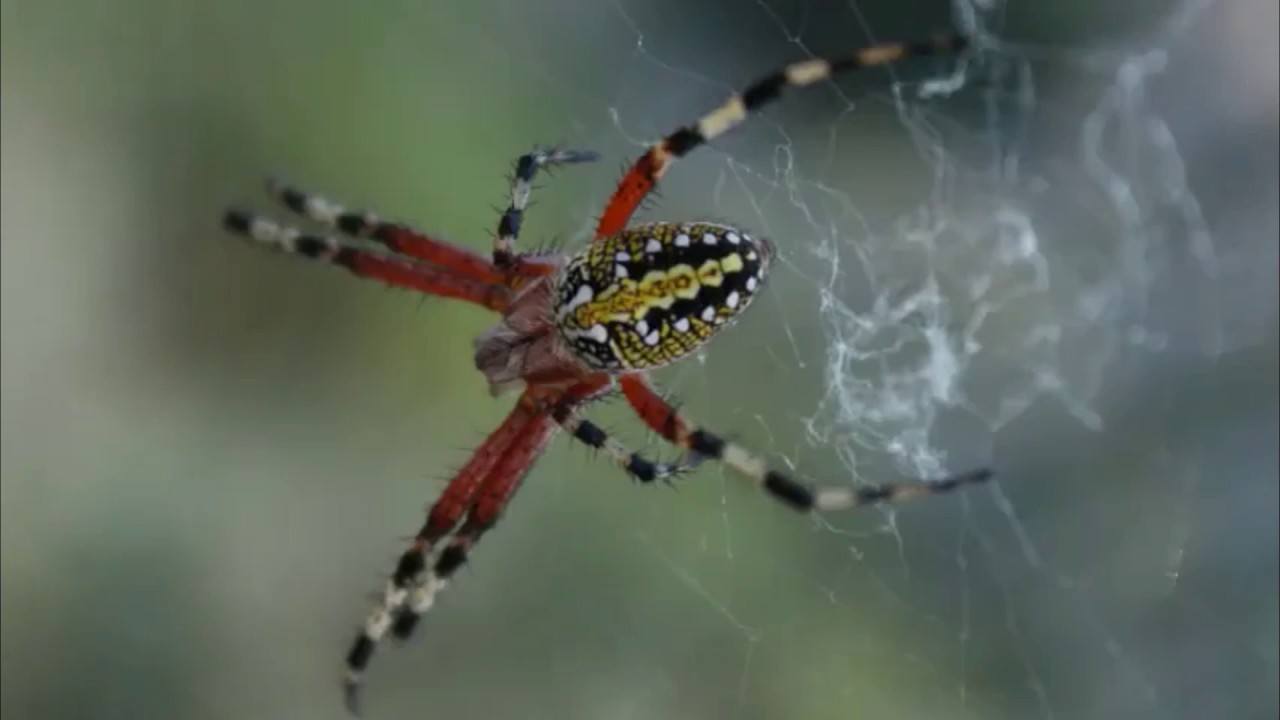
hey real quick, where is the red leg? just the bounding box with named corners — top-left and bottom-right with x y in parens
top-left (595, 150), bottom-right (667, 239)
top-left (619, 375), bottom-right (692, 442)
top-left (223, 210), bottom-right (510, 312)
top-left (369, 409), bottom-right (559, 690)
top-left (340, 395), bottom-right (543, 709)
top-left (267, 178), bottom-right (505, 285)
top-left (369, 226), bottom-right (503, 285)
top-left (381, 382), bottom-right (604, 647)
top-left (462, 410), bottom-right (559, 529)
top-left (341, 388), bottom-right (570, 712)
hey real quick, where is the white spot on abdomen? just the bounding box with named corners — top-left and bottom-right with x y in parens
top-left (565, 284), bottom-right (594, 310)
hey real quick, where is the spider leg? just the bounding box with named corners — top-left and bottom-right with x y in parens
top-left (350, 411), bottom-right (559, 713)
top-left (223, 211), bottom-right (509, 311)
top-left (549, 399), bottom-right (705, 484)
top-left (493, 147), bottom-right (599, 271)
top-left (341, 395), bottom-right (547, 712)
top-left (594, 35), bottom-right (968, 238)
top-left (264, 178), bottom-right (504, 285)
top-left (618, 375), bottom-right (992, 512)
top-left (384, 410), bottom-right (553, 643)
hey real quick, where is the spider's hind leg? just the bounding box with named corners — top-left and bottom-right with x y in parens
top-left (263, 177), bottom-right (503, 285)
top-left (222, 210), bottom-right (507, 310)
top-left (494, 146), bottom-right (599, 270)
top-left (342, 398), bottom-right (558, 715)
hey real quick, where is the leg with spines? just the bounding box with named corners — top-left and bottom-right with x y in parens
top-left (345, 408), bottom-right (560, 712)
top-left (618, 375), bottom-right (993, 512)
top-left (265, 178), bottom-right (505, 285)
top-left (341, 396), bottom-right (547, 713)
top-left (595, 35), bottom-right (969, 238)
top-left (549, 403), bottom-right (704, 484)
top-left (493, 147), bottom-right (600, 270)
top-left (222, 210), bottom-right (508, 310)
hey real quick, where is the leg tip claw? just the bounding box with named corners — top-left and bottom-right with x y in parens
top-left (342, 674), bottom-right (364, 717)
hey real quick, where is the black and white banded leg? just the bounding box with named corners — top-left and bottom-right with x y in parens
top-left (620, 375), bottom-right (993, 513)
top-left (686, 428), bottom-right (994, 512)
top-left (596, 35), bottom-right (969, 237)
top-left (549, 406), bottom-right (705, 484)
top-left (493, 147), bottom-right (599, 268)
top-left (222, 211), bottom-right (503, 309)
top-left (343, 408), bottom-right (557, 714)
top-left (343, 532), bottom-right (480, 715)
top-left (263, 178), bottom-right (501, 280)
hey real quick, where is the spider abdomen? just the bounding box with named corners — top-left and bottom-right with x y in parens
top-left (554, 222), bottom-right (773, 371)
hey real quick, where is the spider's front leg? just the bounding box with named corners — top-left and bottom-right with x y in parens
top-left (493, 147), bottom-right (599, 272)
top-left (593, 35), bottom-right (969, 238)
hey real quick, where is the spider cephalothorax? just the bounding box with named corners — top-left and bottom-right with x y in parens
top-left (223, 34), bottom-right (989, 714)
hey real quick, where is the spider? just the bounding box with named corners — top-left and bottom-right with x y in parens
top-left (223, 34), bottom-right (991, 713)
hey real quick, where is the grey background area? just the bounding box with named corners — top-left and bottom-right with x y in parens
top-left (2, 1), bottom-right (1276, 719)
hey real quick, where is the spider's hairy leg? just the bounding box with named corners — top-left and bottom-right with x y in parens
top-left (223, 211), bottom-right (509, 311)
top-left (264, 178), bottom-right (504, 285)
top-left (365, 411), bottom-right (560, 703)
top-left (549, 392), bottom-right (705, 484)
top-left (494, 146), bottom-right (599, 271)
top-left (594, 34), bottom-right (969, 238)
top-left (341, 397), bottom-right (545, 713)
top-left (619, 375), bottom-right (992, 512)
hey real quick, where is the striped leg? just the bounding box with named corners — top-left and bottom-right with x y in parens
top-left (493, 147), bottom-right (600, 269)
top-left (223, 211), bottom-right (509, 311)
top-left (356, 412), bottom-right (561, 712)
top-left (265, 178), bottom-right (504, 285)
top-left (549, 402), bottom-right (705, 484)
top-left (594, 35), bottom-right (968, 238)
top-left (618, 376), bottom-right (992, 512)
top-left (341, 396), bottom-right (544, 712)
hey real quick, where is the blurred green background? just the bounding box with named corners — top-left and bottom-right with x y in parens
top-left (2, 1), bottom-right (1276, 719)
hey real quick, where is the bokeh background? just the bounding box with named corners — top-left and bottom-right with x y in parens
top-left (3, 1), bottom-right (1276, 719)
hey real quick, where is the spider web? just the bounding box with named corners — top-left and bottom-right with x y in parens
top-left (555, 1), bottom-right (1276, 719)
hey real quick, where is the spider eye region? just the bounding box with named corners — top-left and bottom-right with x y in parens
top-left (554, 222), bottom-right (773, 371)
